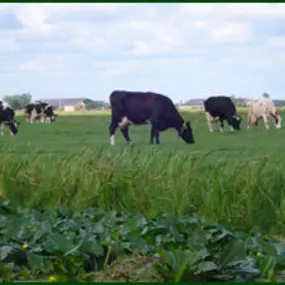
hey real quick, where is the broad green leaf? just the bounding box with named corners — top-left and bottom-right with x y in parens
top-left (197, 261), bottom-right (218, 273)
top-left (0, 246), bottom-right (13, 261)
top-left (26, 252), bottom-right (44, 270)
top-left (219, 239), bottom-right (247, 267)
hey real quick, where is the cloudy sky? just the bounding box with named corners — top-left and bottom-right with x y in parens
top-left (1, 3), bottom-right (285, 102)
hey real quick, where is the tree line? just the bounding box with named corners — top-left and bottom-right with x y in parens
top-left (1, 94), bottom-right (110, 110)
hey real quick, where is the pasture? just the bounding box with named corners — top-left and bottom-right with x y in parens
top-left (1, 109), bottom-right (285, 235)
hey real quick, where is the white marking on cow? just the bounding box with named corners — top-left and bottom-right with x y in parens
top-left (2, 101), bottom-right (11, 110)
top-left (118, 116), bottom-right (134, 128)
top-left (110, 135), bottom-right (115, 145)
top-left (205, 112), bottom-right (214, 132)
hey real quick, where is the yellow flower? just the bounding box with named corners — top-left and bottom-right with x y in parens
top-left (257, 252), bottom-right (262, 257)
top-left (49, 276), bottom-right (56, 282)
top-left (22, 243), bottom-right (28, 249)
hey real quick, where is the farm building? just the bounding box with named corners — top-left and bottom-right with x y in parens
top-left (178, 98), bottom-right (205, 110)
top-left (42, 98), bottom-right (87, 111)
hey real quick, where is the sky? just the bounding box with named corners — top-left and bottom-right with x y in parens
top-left (1, 3), bottom-right (285, 102)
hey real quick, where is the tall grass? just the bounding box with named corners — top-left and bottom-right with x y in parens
top-left (1, 148), bottom-right (285, 235)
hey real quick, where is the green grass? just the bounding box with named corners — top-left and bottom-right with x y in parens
top-left (1, 110), bottom-right (285, 236)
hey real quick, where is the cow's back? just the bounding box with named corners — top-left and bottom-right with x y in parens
top-left (248, 99), bottom-right (276, 117)
top-left (109, 90), bottom-right (180, 125)
top-left (204, 96), bottom-right (236, 117)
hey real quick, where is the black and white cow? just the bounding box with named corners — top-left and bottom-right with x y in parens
top-left (203, 96), bottom-right (242, 132)
top-left (109, 90), bottom-right (195, 145)
top-left (25, 101), bottom-right (56, 124)
top-left (42, 104), bottom-right (56, 124)
top-left (0, 101), bottom-right (20, 136)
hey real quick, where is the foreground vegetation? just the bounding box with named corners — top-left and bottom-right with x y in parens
top-left (1, 110), bottom-right (285, 281)
top-left (1, 199), bottom-right (285, 282)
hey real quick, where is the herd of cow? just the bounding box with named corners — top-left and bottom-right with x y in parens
top-left (0, 90), bottom-right (282, 146)
top-left (108, 91), bottom-right (282, 145)
top-left (0, 100), bottom-right (56, 136)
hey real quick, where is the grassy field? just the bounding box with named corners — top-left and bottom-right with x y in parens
top-left (1, 109), bottom-right (285, 237)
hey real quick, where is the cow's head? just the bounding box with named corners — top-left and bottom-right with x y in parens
top-left (180, 121), bottom-right (195, 144)
top-left (7, 119), bottom-right (20, 135)
top-left (231, 114), bottom-right (242, 130)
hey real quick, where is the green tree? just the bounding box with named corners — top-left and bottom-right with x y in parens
top-left (3, 93), bottom-right (32, 110)
top-left (83, 99), bottom-right (110, 110)
top-left (262, 92), bottom-right (270, 98)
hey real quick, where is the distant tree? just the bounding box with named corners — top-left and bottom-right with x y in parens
top-left (262, 92), bottom-right (270, 98)
top-left (83, 99), bottom-right (110, 110)
top-left (3, 93), bottom-right (32, 110)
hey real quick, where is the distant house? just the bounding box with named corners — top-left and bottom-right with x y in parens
top-left (41, 98), bottom-right (87, 111)
top-left (179, 98), bottom-right (205, 109)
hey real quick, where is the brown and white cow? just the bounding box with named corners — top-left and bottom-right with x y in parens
top-left (246, 98), bottom-right (281, 129)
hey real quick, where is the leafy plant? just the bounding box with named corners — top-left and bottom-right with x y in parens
top-left (0, 198), bottom-right (285, 282)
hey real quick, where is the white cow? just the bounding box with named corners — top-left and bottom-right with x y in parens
top-left (246, 98), bottom-right (282, 129)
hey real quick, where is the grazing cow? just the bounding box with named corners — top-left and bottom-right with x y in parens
top-left (43, 104), bottom-right (56, 124)
top-left (246, 98), bottom-right (281, 129)
top-left (25, 102), bottom-right (45, 123)
top-left (0, 101), bottom-right (20, 136)
top-left (204, 96), bottom-right (242, 132)
top-left (25, 101), bottom-right (56, 124)
top-left (109, 90), bottom-right (195, 145)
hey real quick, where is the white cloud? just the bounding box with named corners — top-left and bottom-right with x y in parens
top-left (101, 60), bottom-right (142, 77)
top-left (13, 4), bottom-right (54, 37)
top-left (226, 3), bottom-right (285, 19)
top-left (181, 3), bottom-right (285, 20)
top-left (180, 3), bottom-right (216, 16)
top-left (19, 61), bottom-right (41, 71)
top-left (0, 36), bottom-right (18, 52)
top-left (265, 36), bottom-right (285, 48)
top-left (0, 3), bottom-right (285, 100)
top-left (19, 55), bottom-right (62, 71)
top-left (211, 22), bottom-right (251, 44)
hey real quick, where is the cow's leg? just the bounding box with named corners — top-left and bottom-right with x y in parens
top-left (40, 114), bottom-right (45, 123)
top-left (263, 114), bottom-right (270, 129)
top-left (205, 112), bottom-right (214, 132)
top-left (120, 126), bottom-right (132, 144)
top-left (109, 117), bottom-right (119, 146)
top-left (247, 113), bottom-right (251, 129)
top-left (0, 123), bottom-right (4, 136)
top-left (155, 131), bottom-right (160, 144)
top-left (219, 119), bottom-right (224, 132)
top-left (150, 124), bottom-right (160, 144)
